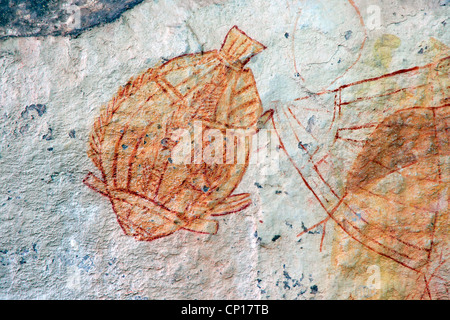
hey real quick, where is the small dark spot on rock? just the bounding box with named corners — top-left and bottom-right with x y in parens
top-left (42, 127), bottom-right (53, 141)
top-left (275, 190), bottom-right (282, 194)
top-left (418, 48), bottom-right (424, 54)
top-left (283, 270), bottom-right (291, 280)
top-left (254, 182), bottom-right (263, 188)
top-left (284, 32), bottom-right (289, 38)
top-left (272, 235), bottom-right (281, 242)
top-left (47, 147), bottom-right (53, 151)
top-left (306, 115), bottom-right (316, 133)
top-left (68, 129), bottom-right (76, 138)
top-left (202, 185), bottom-right (209, 193)
top-left (310, 285), bottom-right (318, 294)
top-left (19, 124), bottom-right (29, 134)
top-left (122, 144), bottom-right (128, 149)
top-left (344, 30), bottom-right (352, 40)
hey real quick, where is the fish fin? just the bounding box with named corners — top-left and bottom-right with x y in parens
top-left (210, 193), bottom-right (252, 216)
top-left (83, 172), bottom-right (109, 196)
top-left (183, 219), bottom-right (219, 235)
top-left (257, 109), bottom-right (274, 131)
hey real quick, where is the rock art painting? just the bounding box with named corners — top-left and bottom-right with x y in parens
top-left (273, 52), bottom-right (449, 299)
top-left (0, 0), bottom-right (448, 301)
top-left (84, 26), bottom-right (273, 241)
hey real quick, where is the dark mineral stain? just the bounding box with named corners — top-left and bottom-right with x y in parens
top-left (21, 104), bottom-right (47, 118)
top-left (272, 235), bottom-right (281, 242)
top-left (310, 285), bottom-right (318, 294)
top-left (161, 138), bottom-right (169, 146)
top-left (254, 182), bottom-right (263, 188)
top-left (306, 115), bottom-right (316, 133)
top-left (42, 128), bottom-right (53, 141)
top-left (344, 30), bottom-right (353, 40)
top-left (284, 32), bottom-right (289, 38)
top-left (301, 221), bottom-right (321, 234)
top-left (68, 129), bottom-right (76, 138)
top-left (19, 124), bottom-right (29, 134)
top-left (0, 0), bottom-right (145, 39)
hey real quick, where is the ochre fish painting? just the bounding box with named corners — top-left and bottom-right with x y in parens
top-left (84, 26), bottom-right (273, 241)
top-left (273, 51), bottom-right (449, 299)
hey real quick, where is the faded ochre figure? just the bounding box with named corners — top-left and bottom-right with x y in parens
top-left (371, 34), bottom-right (401, 70)
top-left (84, 26), bottom-right (273, 241)
top-left (332, 45), bottom-right (449, 300)
top-left (273, 38), bottom-right (449, 300)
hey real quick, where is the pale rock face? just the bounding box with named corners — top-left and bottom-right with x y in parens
top-left (0, 0), bottom-right (448, 300)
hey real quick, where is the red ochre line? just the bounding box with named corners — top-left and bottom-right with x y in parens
top-left (328, 92), bottom-right (338, 131)
top-left (337, 123), bottom-right (378, 131)
top-left (293, 56), bottom-right (450, 102)
top-left (335, 136), bottom-right (367, 144)
top-left (339, 83), bottom-right (429, 107)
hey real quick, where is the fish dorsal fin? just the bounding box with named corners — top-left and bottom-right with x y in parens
top-left (219, 26), bottom-right (266, 68)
